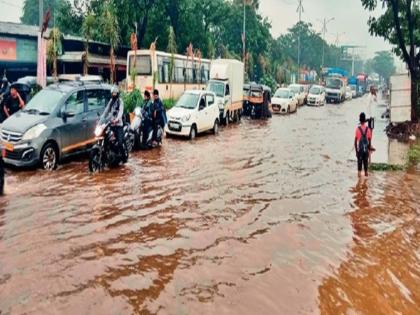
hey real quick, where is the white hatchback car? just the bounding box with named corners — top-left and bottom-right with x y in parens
top-left (165, 90), bottom-right (220, 140)
top-left (307, 85), bottom-right (326, 106)
top-left (271, 88), bottom-right (298, 114)
top-left (288, 84), bottom-right (306, 106)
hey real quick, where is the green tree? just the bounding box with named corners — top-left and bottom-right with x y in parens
top-left (167, 26), bottom-right (177, 100)
top-left (82, 14), bottom-right (95, 76)
top-left (100, 2), bottom-right (120, 83)
top-left (361, 0), bottom-right (420, 121)
top-left (46, 27), bottom-right (62, 79)
top-left (371, 51), bottom-right (396, 83)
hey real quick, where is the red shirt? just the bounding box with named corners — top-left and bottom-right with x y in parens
top-left (355, 124), bottom-right (372, 142)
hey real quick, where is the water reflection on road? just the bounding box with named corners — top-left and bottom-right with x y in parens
top-left (0, 97), bottom-right (419, 314)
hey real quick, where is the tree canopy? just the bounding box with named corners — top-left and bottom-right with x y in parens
top-left (21, 0), bottom-right (346, 85)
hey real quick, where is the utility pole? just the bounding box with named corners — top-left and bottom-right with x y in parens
top-left (319, 17), bottom-right (334, 69)
top-left (296, 0), bottom-right (304, 82)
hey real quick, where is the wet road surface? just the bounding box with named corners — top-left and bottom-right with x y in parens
top-left (0, 96), bottom-right (419, 314)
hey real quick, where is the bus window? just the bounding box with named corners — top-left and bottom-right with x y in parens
top-left (129, 55), bottom-right (152, 75)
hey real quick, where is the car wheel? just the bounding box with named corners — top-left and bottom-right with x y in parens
top-left (189, 125), bottom-right (197, 140)
top-left (41, 143), bottom-right (58, 171)
top-left (213, 120), bottom-right (219, 135)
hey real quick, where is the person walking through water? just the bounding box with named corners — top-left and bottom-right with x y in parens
top-left (354, 112), bottom-right (372, 177)
top-left (367, 86), bottom-right (377, 128)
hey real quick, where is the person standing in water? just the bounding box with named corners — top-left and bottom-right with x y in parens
top-left (354, 112), bottom-right (372, 177)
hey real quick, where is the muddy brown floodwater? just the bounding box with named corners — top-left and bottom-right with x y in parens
top-left (0, 97), bottom-right (419, 315)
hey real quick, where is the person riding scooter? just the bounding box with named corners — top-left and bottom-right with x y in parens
top-left (101, 85), bottom-right (127, 162)
top-left (152, 89), bottom-right (167, 144)
top-left (141, 90), bottom-right (154, 147)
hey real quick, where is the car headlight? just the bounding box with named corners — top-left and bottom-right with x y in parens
top-left (181, 114), bottom-right (191, 122)
top-left (218, 101), bottom-right (224, 109)
top-left (22, 124), bottom-right (47, 141)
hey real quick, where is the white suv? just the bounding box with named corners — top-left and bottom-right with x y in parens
top-left (165, 90), bottom-right (220, 140)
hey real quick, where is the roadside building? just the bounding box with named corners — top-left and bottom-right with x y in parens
top-left (0, 22), bottom-right (128, 82)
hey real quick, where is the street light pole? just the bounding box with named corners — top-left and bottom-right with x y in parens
top-left (296, 0), bottom-right (304, 82)
top-left (319, 17), bottom-right (335, 69)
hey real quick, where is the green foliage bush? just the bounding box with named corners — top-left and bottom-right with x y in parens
top-left (122, 89), bottom-right (143, 113)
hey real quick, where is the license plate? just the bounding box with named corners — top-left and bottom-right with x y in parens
top-left (169, 123), bottom-right (179, 129)
top-left (4, 142), bottom-right (14, 152)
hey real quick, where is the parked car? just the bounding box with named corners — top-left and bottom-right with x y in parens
top-left (165, 90), bottom-right (219, 140)
top-left (345, 86), bottom-right (353, 100)
top-left (1, 81), bottom-right (112, 170)
top-left (288, 84), bottom-right (306, 106)
top-left (271, 88), bottom-right (298, 114)
top-left (307, 85), bottom-right (326, 106)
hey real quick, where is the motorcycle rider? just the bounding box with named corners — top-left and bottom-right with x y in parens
top-left (141, 90), bottom-right (154, 146)
top-left (152, 89), bottom-right (167, 144)
top-left (101, 85), bottom-right (127, 162)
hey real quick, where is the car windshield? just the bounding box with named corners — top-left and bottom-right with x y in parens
top-left (289, 86), bottom-right (300, 93)
top-left (23, 89), bottom-right (63, 114)
top-left (207, 81), bottom-right (225, 98)
top-left (175, 93), bottom-right (199, 109)
top-left (310, 87), bottom-right (321, 95)
top-left (274, 89), bottom-right (290, 98)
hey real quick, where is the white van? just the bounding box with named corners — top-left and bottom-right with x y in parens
top-left (165, 90), bottom-right (220, 140)
top-left (207, 59), bottom-right (244, 124)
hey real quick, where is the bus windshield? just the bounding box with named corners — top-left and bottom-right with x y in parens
top-left (129, 55), bottom-right (152, 75)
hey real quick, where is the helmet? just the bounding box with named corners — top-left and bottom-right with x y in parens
top-left (111, 85), bottom-right (119, 95)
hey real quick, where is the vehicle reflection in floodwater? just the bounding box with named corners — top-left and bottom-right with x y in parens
top-left (0, 96), bottom-right (419, 314)
top-left (319, 173), bottom-right (420, 315)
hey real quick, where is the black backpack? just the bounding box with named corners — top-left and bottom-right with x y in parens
top-left (358, 126), bottom-right (369, 155)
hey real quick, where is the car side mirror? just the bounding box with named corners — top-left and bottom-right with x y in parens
top-left (61, 109), bottom-right (75, 121)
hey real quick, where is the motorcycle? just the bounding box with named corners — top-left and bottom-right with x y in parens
top-left (131, 106), bottom-right (163, 150)
top-left (88, 119), bottom-right (131, 173)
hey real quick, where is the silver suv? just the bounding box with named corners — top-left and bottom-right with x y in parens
top-left (1, 82), bottom-right (112, 170)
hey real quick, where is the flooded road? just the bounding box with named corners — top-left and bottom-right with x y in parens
top-left (1, 97), bottom-right (419, 314)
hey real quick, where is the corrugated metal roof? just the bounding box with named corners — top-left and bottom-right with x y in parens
top-left (0, 21), bottom-right (40, 37)
top-left (0, 21), bottom-right (119, 47)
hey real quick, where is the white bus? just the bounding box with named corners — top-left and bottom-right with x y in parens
top-left (126, 50), bottom-right (211, 100)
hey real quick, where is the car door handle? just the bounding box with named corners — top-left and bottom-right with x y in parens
top-left (82, 117), bottom-right (88, 123)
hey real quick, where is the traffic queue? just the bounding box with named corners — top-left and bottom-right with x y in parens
top-left (0, 58), bottom-right (362, 195)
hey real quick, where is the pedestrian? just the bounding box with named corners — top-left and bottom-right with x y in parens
top-left (366, 86), bottom-right (377, 124)
top-left (3, 86), bottom-right (25, 118)
top-left (354, 112), bottom-right (372, 177)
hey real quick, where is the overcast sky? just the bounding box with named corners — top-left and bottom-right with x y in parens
top-left (3, 0), bottom-right (393, 58)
